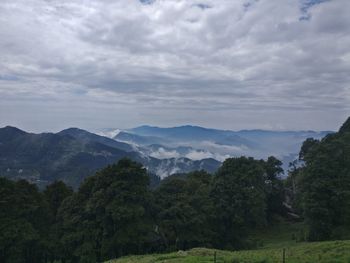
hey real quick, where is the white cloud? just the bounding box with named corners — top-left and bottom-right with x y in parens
top-left (149, 147), bottom-right (181, 159)
top-left (97, 129), bottom-right (121, 138)
top-left (0, 0), bottom-right (349, 132)
top-left (185, 150), bottom-right (230, 161)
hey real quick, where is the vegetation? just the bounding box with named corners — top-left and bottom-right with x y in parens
top-left (106, 241), bottom-right (350, 263)
top-left (0, 178), bottom-right (52, 263)
top-left (0, 156), bottom-right (285, 262)
top-left (1, 117), bottom-right (350, 262)
top-left (287, 117), bottom-right (350, 241)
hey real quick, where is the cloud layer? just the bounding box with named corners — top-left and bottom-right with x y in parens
top-left (0, 0), bottom-right (349, 131)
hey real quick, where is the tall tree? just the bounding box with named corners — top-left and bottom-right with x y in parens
top-left (263, 156), bottom-right (285, 219)
top-left (211, 157), bottom-right (267, 249)
top-left (154, 171), bottom-right (215, 251)
top-left (58, 158), bottom-right (155, 262)
top-left (0, 178), bottom-right (51, 263)
top-left (44, 181), bottom-right (73, 218)
top-left (296, 117), bottom-right (350, 240)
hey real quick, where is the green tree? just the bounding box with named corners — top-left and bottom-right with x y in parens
top-left (58, 158), bottom-right (155, 262)
top-left (211, 157), bottom-right (267, 249)
top-left (296, 117), bottom-right (350, 240)
top-left (263, 156), bottom-right (285, 220)
top-left (44, 181), bottom-right (73, 218)
top-left (42, 181), bottom-right (73, 261)
top-left (0, 178), bottom-right (51, 263)
top-left (154, 171), bottom-right (215, 251)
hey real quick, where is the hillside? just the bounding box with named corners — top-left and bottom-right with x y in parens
top-left (0, 126), bottom-right (136, 188)
top-left (106, 240), bottom-right (350, 263)
top-left (0, 126), bottom-right (220, 188)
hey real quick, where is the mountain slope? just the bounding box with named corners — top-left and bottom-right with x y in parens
top-left (0, 127), bottom-right (221, 188)
top-left (0, 126), bottom-right (135, 188)
top-left (59, 128), bottom-right (134, 152)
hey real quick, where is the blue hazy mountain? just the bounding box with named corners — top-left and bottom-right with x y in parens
top-left (116, 131), bottom-right (172, 146)
top-left (129, 125), bottom-right (329, 143)
top-left (112, 125), bottom-right (331, 173)
top-left (129, 125), bottom-right (253, 145)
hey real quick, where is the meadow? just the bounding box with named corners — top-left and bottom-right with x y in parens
top-left (106, 240), bottom-right (350, 263)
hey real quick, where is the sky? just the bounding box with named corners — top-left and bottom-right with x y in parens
top-left (0, 0), bottom-right (349, 132)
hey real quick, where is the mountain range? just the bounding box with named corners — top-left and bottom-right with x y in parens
top-left (0, 126), bottom-right (220, 189)
top-left (0, 125), bottom-right (330, 189)
top-left (108, 125), bottom-right (330, 172)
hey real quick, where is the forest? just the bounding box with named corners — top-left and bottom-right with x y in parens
top-left (0, 118), bottom-right (350, 263)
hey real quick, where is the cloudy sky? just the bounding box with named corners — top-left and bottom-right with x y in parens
top-left (0, 0), bottom-right (349, 132)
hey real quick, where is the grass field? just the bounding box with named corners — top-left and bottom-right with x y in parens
top-left (248, 220), bottom-right (308, 249)
top-left (106, 220), bottom-right (350, 263)
top-left (107, 240), bottom-right (350, 263)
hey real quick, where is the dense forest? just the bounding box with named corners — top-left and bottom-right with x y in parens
top-left (1, 118), bottom-right (350, 263)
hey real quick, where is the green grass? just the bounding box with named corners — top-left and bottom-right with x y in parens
top-left (248, 219), bottom-right (307, 249)
top-left (107, 240), bottom-right (350, 263)
top-left (107, 221), bottom-right (350, 263)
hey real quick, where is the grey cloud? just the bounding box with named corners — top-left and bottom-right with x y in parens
top-left (0, 0), bottom-right (349, 132)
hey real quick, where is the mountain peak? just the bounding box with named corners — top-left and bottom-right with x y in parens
top-left (0, 125), bottom-right (27, 135)
top-left (59, 127), bottom-right (87, 134)
top-left (0, 126), bottom-right (27, 143)
top-left (58, 128), bottom-right (89, 139)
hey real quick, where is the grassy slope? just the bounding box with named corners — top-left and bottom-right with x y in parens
top-left (107, 241), bottom-right (350, 263)
top-left (107, 221), bottom-right (350, 263)
top-left (248, 219), bottom-right (308, 249)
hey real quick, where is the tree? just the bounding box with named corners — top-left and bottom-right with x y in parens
top-left (295, 117), bottom-right (350, 240)
top-left (44, 181), bottom-right (73, 218)
top-left (211, 157), bottom-right (267, 249)
top-left (263, 156), bottom-right (285, 219)
top-left (58, 158), bottom-right (155, 262)
top-left (0, 178), bottom-right (51, 263)
top-left (43, 181), bottom-right (73, 261)
top-left (154, 171), bottom-right (215, 251)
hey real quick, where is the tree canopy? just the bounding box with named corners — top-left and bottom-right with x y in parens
top-left (289, 118), bottom-right (350, 240)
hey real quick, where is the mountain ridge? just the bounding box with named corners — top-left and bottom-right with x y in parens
top-left (130, 124), bottom-right (332, 134)
top-left (0, 126), bottom-right (221, 188)
top-left (0, 124), bottom-right (331, 189)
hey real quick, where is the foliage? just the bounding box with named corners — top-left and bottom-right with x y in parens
top-left (3, 118), bottom-right (350, 262)
top-left (57, 158), bottom-right (155, 262)
top-left (211, 157), bottom-right (281, 249)
top-left (1, 154), bottom-right (287, 262)
top-left (153, 171), bottom-right (215, 251)
top-left (0, 178), bottom-right (51, 263)
top-left (262, 157), bottom-right (285, 219)
top-left (290, 117), bottom-right (350, 241)
top-left (44, 181), bottom-right (73, 217)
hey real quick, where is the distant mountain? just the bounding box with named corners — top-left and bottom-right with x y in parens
top-left (115, 131), bottom-right (171, 146)
top-left (119, 125), bottom-right (331, 174)
top-left (130, 125), bottom-right (330, 145)
top-left (0, 126), bottom-right (221, 188)
top-left (129, 125), bottom-right (253, 146)
top-left (0, 124), bottom-right (331, 189)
